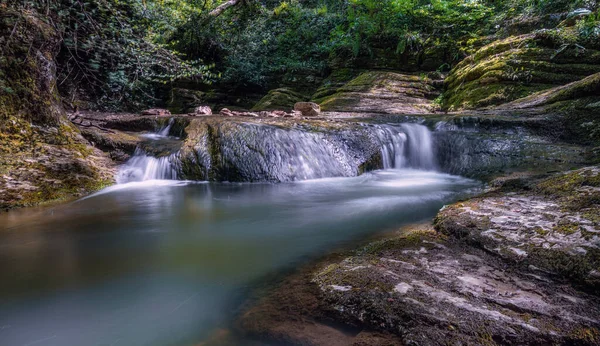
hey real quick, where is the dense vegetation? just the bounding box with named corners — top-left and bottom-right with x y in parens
top-left (1, 0), bottom-right (599, 112)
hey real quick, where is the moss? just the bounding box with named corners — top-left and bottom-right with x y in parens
top-left (358, 228), bottom-right (442, 256)
top-left (443, 31), bottom-right (600, 110)
top-left (554, 221), bottom-right (580, 235)
top-left (569, 327), bottom-right (600, 344)
top-left (251, 88), bottom-right (306, 111)
top-left (535, 167), bottom-right (600, 199)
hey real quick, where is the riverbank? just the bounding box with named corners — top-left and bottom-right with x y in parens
top-left (235, 166), bottom-right (600, 345)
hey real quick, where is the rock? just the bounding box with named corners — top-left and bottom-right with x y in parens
top-left (444, 31), bottom-right (600, 110)
top-left (312, 228), bottom-right (600, 345)
top-left (141, 109), bottom-right (171, 116)
top-left (219, 108), bottom-right (234, 117)
top-left (313, 71), bottom-right (439, 114)
top-left (238, 226), bottom-right (600, 345)
top-left (251, 88), bottom-right (307, 111)
top-left (194, 105), bottom-right (212, 116)
top-left (0, 10), bottom-right (115, 210)
top-left (435, 166), bottom-right (600, 293)
top-left (294, 102), bottom-right (321, 117)
top-left (176, 117), bottom-right (383, 182)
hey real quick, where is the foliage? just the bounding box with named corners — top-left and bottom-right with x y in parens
top-left (4, 0), bottom-right (214, 111)
top-left (4, 0), bottom-right (600, 109)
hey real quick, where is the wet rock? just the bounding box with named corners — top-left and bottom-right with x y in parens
top-left (294, 102), bottom-right (321, 117)
top-left (194, 105), bottom-right (212, 116)
top-left (314, 228), bottom-right (600, 345)
top-left (141, 108), bottom-right (172, 116)
top-left (435, 166), bottom-right (600, 293)
top-left (177, 117), bottom-right (382, 182)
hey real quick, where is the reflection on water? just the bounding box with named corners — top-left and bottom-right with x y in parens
top-left (0, 170), bottom-right (480, 346)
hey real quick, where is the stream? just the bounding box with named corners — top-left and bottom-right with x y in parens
top-left (0, 123), bottom-right (481, 346)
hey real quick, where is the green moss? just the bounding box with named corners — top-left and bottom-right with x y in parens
top-left (554, 221), bottom-right (580, 235)
top-left (358, 228), bottom-right (442, 256)
top-left (251, 88), bottom-right (306, 111)
top-left (443, 31), bottom-right (600, 110)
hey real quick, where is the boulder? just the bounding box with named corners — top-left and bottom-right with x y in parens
top-left (294, 102), bottom-right (321, 117)
top-left (194, 105), bottom-right (212, 116)
top-left (141, 109), bottom-right (171, 116)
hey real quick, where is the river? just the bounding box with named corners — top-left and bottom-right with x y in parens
top-left (0, 122), bottom-right (480, 345)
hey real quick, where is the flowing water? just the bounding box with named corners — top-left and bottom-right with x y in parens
top-left (0, 123), bottom-right (481, 346)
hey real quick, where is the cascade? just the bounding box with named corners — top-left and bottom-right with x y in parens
top-left (116, 149), bottom-right (179, 184)
top-left (375, 123), bottom-right (436, 170)
top-left (116, 121), bottom-right (437, 184)
top-left (116, 119), bottom-right (180, 184)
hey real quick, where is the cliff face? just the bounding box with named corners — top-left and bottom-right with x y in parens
top-left (0, 9), bottom-right (114, 211)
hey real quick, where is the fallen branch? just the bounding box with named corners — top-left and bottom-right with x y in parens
top-left (69, 114), bottom-right (115, 133)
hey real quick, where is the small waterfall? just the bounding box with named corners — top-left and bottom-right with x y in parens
top-left (158, 118), bottom-right (174, 137)
top-left (116, 118), bottom-right (179, 184)
top-left (116, 149), bottom-right (179, 184)
top-left (375, 123), bottom-right (436, 170)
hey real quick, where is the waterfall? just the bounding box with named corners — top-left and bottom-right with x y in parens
top-left (116, 118), bottom-right (179, 184)
top-left (375, 123), bottom-right (436, 170)
top-left (116, 149), bottom-right (179, 184)
top-left (158, 118), bottom-right (174, 137)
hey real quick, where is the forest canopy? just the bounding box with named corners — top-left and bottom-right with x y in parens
top-left (2, 0), bottom-right (598, 110)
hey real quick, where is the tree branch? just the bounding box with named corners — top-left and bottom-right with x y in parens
top-left (209, 0), bottom-right (245, 17)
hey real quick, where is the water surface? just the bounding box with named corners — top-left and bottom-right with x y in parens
top-left (0, 170), bottom-right (479, 346)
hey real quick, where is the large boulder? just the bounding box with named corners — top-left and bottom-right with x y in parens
top-left (444, 29), bottom-right (600, 110)
top-left (313, 71), bottom-right (439, 114)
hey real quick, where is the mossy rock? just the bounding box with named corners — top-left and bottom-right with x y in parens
top-left (435, 166), bottom-right (600, 294)
top-left (444, 30), bottom-right (600, 111)
top-left (251, 88), bottom-right (307, 111)
top-left (313, 71), bottom-right (438, 114)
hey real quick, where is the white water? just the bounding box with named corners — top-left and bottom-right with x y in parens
top-left (116, 149), bottom-right (179, 183)
top-left (375, 123), bottom-right (436, 170)
top-left (117, 122), bottom-right (438, 184)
